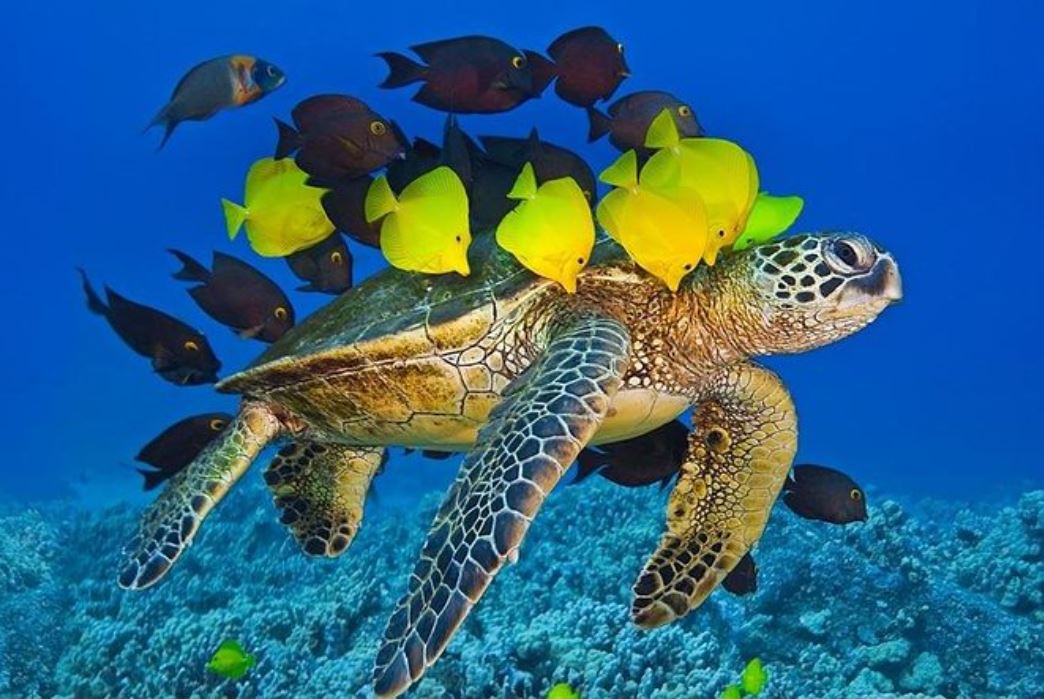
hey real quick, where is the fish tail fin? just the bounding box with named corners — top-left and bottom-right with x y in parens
top-left (168, 249), bottom-right (211, 282)
top-left (77, 268), bottom-right (108, 317)
top-left (644, 108), bottom-right (680, 149)
top-left (507, 162), bottom-right (538, 200)
top-left (137, 468), bottom-right (166, 492)
top-left (144, 105), bottom-right (177, 149)
top-left (376, 52), bottom-right (427, 88)
top-left (364, 175), bottom-right (399, 223)
top-left (157, 121), bottom-right (178, 150)
top-left (571, 449), bottom-right (607, 485)
top-left (273, 118), bottom-right (302, 159)
top-left (221, 199), bottom-right (248, 240)
top-left (587, 107), bottom-right (612, 142)
top-left (599, 150), bottom-right (639, 188)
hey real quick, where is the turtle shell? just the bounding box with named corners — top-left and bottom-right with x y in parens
top-left (220, 234), bottom-right (629, 392)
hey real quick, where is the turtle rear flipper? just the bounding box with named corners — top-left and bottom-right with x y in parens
top-left (631, 363), bottom-right (796, 628)
top-left (372, 315), bottom-right (631, 698)
top-left (265, 442), bottom-right (385, 557)
top-left (117, 403), bottom-right (282, 590)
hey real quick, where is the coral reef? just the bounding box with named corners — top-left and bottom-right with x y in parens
top-left (0, 479), bottom-right (1041, 698)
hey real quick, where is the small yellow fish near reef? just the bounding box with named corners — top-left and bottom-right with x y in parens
top-left (222, 157), bottom-right (334, 257)
top-left (733, 193), bottom-right (805, 250)
top-left (206, 639), bottom-right (255, 680)
top-left (596, 149), bottom-right (708, 291)
top-left (496, 163), bottom-right (594, 292)
top-left (641, 109), bottom-right (759, 265)
top-left (365, 165), bottom-right (472, 276)
top-left (547, 682), bottom-right (580, 699)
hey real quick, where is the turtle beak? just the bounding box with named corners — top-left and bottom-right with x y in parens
top-left (876, 256), bottom-right (903, 303)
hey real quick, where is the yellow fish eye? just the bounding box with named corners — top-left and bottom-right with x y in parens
top-left (455, 235), bottom-right (463, 243)
top-left (577, 257), bottom-right (585, 264)
top-left (718, 229), bottom-right (726, 238)
top-left (617, 42), bottom-right (625, 54)
top-left (678, 105), bottom-right (693, 117)
top-left (330, 251), bottom-right (344, 265)
top-left (370, 121), bottom-right (387, 136)
top-left (209, 418), bottom-right (226, 431)
top-left (850, 488), bottom-right (862, 501)
top-left (683, 263), bottom-right (693, 271)
top-left (183, 340), bottom-right (200, 352)
top-left (274, 306), bottom-right (288, 320)
top-left (511, 55), bottom-right (526, 69)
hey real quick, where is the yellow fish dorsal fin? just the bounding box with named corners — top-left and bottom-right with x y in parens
top-left (244, 157), bottom-right (291, 200)
top-left (507, 162), bottom-right (539, 200)
top-left (364, 175), bottom-right (399, 224)
top-left (400, 165), bottom-right (466, 205)
top-left (644, 108), bottom-right (680, 149)
top-left (599, 150), bottom-right (639, 189)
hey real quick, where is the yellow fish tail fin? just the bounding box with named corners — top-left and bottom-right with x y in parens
top-left (644, 108), bottom-right (681, 149)
top-left (507, 162), bottom-right (539, 200)
top-left (221, 199), bottom-right (248, 240)
top-left (365, 175), bottom-right (399, 224)
top-left (599, 150), bottom-right (639, 189)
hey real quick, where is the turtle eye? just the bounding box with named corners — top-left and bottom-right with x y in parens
top-left (827, 237), bottom-right (873, 274)
top-left (850, 488), bottom-right (862, 501)
top-left (678, 105), bottom-right (693, 117)
top-left (209, 418), bottom-right (226, 431)
top-left (511, 55), bottom-right (526, 69)
top-left (183, 340), bottom-right (199, 352)
top-left (370, 121), bottom-right (387, 136)
top-left (274, 306), bottom-right (288, 321)
top-left (330, 251), bottom-right (344, 265)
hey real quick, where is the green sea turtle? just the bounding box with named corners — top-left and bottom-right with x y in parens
top-left (117, 232), bottom-right (901, 697)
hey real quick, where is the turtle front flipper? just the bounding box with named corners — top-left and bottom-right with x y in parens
top-left (265, 442), bottom-right (385, 557)
top-left (373, 315), bottom-right (631, 698)
top-left (117, 402), bottom-right (282, 590)
top-left (631, 363), bottom-right (796, 628)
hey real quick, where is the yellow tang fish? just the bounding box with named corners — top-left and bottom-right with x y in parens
top-left (365, 165), bottom-right (471, 276)
top-left (206, 639), bottom-right (255, 680)
top-left (642, 110), bottom-right (759, 264)
top-left (496, 163), bottom-right (595, 292)
top-left (222, 157), bottom-right (333, 257)
top-left (596, 150), bottom-right (708, 292)
top-left (732, 193), bottom-right (805, 250)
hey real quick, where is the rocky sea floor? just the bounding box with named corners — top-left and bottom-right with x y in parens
top-left (1, 474), bottom-right (1041, 699)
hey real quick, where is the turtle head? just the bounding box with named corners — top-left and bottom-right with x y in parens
top-left (739, 232), bottom-right (902, 354)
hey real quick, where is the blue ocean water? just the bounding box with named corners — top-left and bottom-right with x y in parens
top-left (3, 1), bottom-right (1043, 697)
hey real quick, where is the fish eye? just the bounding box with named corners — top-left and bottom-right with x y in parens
top-left (617, 42), bottom-right (625, 54)
top-left (330, 251), bottom-right (344, 265)
top-left (274, 306), bottom-right (288, 320)
top-left (850, 488), bottom-right (862, 501)
top-left (266, 65), bottom-right (277, 77)
top-left (577, 257), bottom-right (585, 264)
top-left (183, 340), bottom-right (200, 352)
top-left (511, 55), bottom-right (526, 69)
top-left (209, 418), bottom-right (226, 431)
top-left (582, 189), bottom-right (592, 201)
top-left (678, 105), bottom-right (693, 117)
top-left (683, 263), bottom-right (693, 271)
top-left (718, 229), bottom-right (726, 238)
top-left (370, 121), bottom-right (387, 136)
top-left (455, 235), bottom-right (462, 243)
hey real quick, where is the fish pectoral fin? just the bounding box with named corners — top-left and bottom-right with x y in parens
top-left (237, 325), bottom-right (264, 340)
top-left (631, 363), bottom-right (796, 628)
top-left (372, 314), bottom-right (631, 698)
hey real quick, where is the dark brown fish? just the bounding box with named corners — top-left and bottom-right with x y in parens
top-left (468, 153), bottom-right (518, 232)
top-left (388, 116), bottom-right (478, 194)
top-left (480, 128), bottom-right (598, 203)
top-left (321, 177), bottom-right (383, 248)
top-left (783, 464), bottom-right (869, 524)
top-left (587, 90), bottom-right (702, 153)
top-left (274, 95), bottom-right (404, 183)
top-left (722, 552), bottom-right (758, 596)
top-left (146, 55), bottom-right (286, 149)
top-left (79, 270), bottom-right (221, 385)
top-left (547, 26), bottom-right (630, 107)
top-left (377, 36), bottom-right (554, 113)
top-left (572, 419), bottom-right (689, 487)
top-left (135, 412), bottom-right (233, 490)
top-left (285, 233), bottom-right (353, 295)
top-left (169, 250), bottom-right (294, 343)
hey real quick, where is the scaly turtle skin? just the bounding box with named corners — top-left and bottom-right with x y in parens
top-left (117, 232), bottom-right (901, 697)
